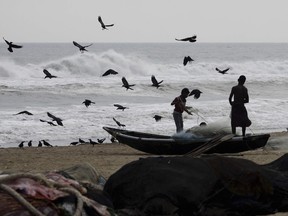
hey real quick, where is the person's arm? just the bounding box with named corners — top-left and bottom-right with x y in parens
top-left (244, 88), bottom-right (249, 103)
top-left (229, 88), bottom-right (234, 106)
top-left (184, 107), bottom-right (192, 115)
top-left (171, 97), bottom-right (178, 105)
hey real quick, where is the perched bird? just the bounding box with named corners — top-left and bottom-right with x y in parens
top-left (79, 138), bottom-right (86, 144)
top-left (89, 139), bottom-right (98, 146)
top-left (189, 89), bottom-right (202, 99)
top-left (98, 16), bottom-right (114, 30)
top-left (70, 141), bottom-right (78, 146)
top-left (153, 115), bottom-right (163, 122)
top-left (97, 138), bottom-right (106, 144)
top-left (102, 69), bottom-right (119, 77)
top-left (73, 41), bottom-right (92, 52)
top-left (38, 141), bottom-right (43, 147)
top-left (40, 119), bottom-right (57, 126)
top-left (43, 69), bottom-right (57, 79)
top-left (18, 141), bottom-right (25, 148)
top-left (14, 110), bottom-right (33, 116)
top-left (113, 117), bottom-right (125, 127)
top-left (3, 37), bottom-right (23, 52)
top-left (82, 99), bottom-right (95, 108)
top-left (183, 56), bottom-right (194, 66)
top-left (110, 137), bottom-right (117, 143)
top-left (42, 140), bottom-right (53, 147)
top-left (151, 75), bottom-right (163, 89)
top-left (47, 112), bottom-right (63, 126)
top-left (27, 140), bottom-right (32, 147)
top-left (216, 67), bottom-right (230, 74)
top-left (175, 35), bottom-right (197, 43)
top-left (114, 104), bottom-right (128, 111)
top-left (122, 77), bottom-right (135, 90)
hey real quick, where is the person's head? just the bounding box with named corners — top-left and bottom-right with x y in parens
top-left (238, 75), bottom-right (246, 85)
top-left (181, 88), bottom-right (190, 98)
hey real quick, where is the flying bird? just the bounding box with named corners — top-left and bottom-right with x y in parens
top-left (73, 41), bottom-right (92, 52)
top-left (113, 117), bottom-right (125, 127)
top-left (153, 115), bottom-right (163, 122)
top-left (42, 140), bottom-right (53, 147)
top-left (47, 112), bottom-right (63, 126)
top-left (98, 16), bottom-right (114, 30)
top-left (183, 56), bottom-right (194, 66)
top-left (121, 77), bottom-right (135, 90)
top-left (151, 75), bottom-right (163, 89)
top-left (175, 35), bottom-right (197, 43)
top-left (97, 138), bottom-right (106, 144)
top-left (189, 89), bottom-right (202, 99)
top-left (40, 119), bottom-right (57, 126)
top-left (14, 111), bottom-right (33, 116)
top-left (216, 67), bottom-right (230, 74)
top-left (102, 69), bottom-right (119, 77)
top-left (18, 141), bottom-right (25, 148)
top-left (43, 69), bottom-right (57, 79)
top-left (82, 99), bottom-right (95, 108)
top-left (3, 37), bottom-right (23, 52)
top-left (114, 104), bottom-right (128, 111)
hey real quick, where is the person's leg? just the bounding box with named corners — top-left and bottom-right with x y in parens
top-left (242, 127), bottom-right (246, 136)
top-left (231, 123), bottom-right (236, 134)
top-left (173, 112), bottom-right (183, 133)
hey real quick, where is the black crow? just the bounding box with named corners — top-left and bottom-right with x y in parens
top-left (38, 141), bottom-right (43, 147)
top-left (43, 69), bottom-right (57, 79)
top-left (70, 141), bottom-right (78, 146)
top-left (189, 89), bottom-right (202, 99)
top-left (3, 37), bottom-right (22, 52)
top-left (216, 67), bottom-right (230, 74)
top-left (14, 111), bottom-right (33, 115)
top-left (153, 115), bottom-right (163, 122)
top-left (40, 119), bottom-right (57, 126)
top-left (183, 56), bottom-right (194, 66)
top-left (27, 140), bottom-right (32, 147)
top-left (97, 138), bottom-right (106, 144)
top-left (82, 99), bottom-right (95, 107)
top-left (151, 75), bottom-right (163, 88)
top-left (122, 77), bottom-right (135, 90)
top-left (47, 112), bottom-right (63, 126)
top-left (18, 141), bottom-right (25, 148)
top-left (42, 140), bottom-right (53, 147)
top-left (98, 16), bottom-right (114, 30)
top-left (110, 137), bottom-right (117, 143)
top-left (114, 104), bottom-right (128, 111)
top-left (175, 35), bottom-right (197, 43)
top-left (102, 69), bottom-right (119, 76)
top-left (73, 41), bottom-right (92, 52)
top-left (89, 139), bottom-right (98, 146)
top-left (113, 117), bottom-right (125, 127)
top-left (79, 138), bottom-right (86, 144)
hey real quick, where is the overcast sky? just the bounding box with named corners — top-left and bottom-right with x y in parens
top-left (1, 0), bottom-right (288, 43)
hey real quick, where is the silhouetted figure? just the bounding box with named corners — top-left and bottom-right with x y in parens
top-left (73, 41), bottom-right (92, 52)
top-left (151, 75), bottom-right (163, 88)
top-left (229, 75), bottom-right (251, 136)
top-left (82, 99), bottom-right (95, 108)
top-left (97, 138), bottom-right (106, 144)
top-left (38, 141), bottom-right (43, 147)
top-left (18, 141), bottom-right (25, 148)
top-left (89, 139), bottom-right (98, 146)
top-left (14, 111), bottom-right (33, 115)
top-left (98, 16), bottom-right (114, 30)
top-left (189, 89), bottom-right (202, 99)
top-left (183, 56), bottom-right (194, 66)
top-left (70, 141), bottom-right (78, 146)
top-left (171, 88), bottom-right (193, 133)
top-left (27, 140), bottom-right (32, 147)
top-left (175, 35), bottom-right (197, 43)
top-left (3, 37), bottom-right (22, 52)
top-left (122, 77), bottom-right (135, 90)
top-left (216, 67), bottom-right (230, 74)
top-left (43, 69), bottom-right (57, 79)
top-left (79, 138), bottom-right (86, 144)
top-left (47, 112), bottom-right (63, 126)
top-left (102, 69), bottom-right (118, 76)
top-left (42, 140), bottom-right (53, 147)
top-left (110, 137), bottom-right (117, 143)
top-left (113, 117), bottom-right (125, 127)
top-left (114, 104), bottom-right (128, 111)
top-left (40, 119), bottom-right (57, 126)
top-left (153, 115), bottom-right (163, 122)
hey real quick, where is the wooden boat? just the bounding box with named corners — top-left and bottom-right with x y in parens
top-left (103, 127), bottom-right (270, 155)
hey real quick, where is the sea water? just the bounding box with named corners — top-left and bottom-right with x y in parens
top-left (0, 43), bottom-right (287, 147)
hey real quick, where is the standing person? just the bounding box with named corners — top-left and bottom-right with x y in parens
top-left (171, 88), bottom-right (193, 133)
top-left (229, 75), bottom-right (251, 136)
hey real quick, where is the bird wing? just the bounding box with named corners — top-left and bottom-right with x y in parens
top-left (122, 77), bottom-right (129, 86)
top-left (113, 117), bottom-right (120, 126)
top-left (114, 104), bottom-right (123, 108)
top-left (102, 71), bottom-right (110, 76)
top-left (191, 35), bottom-right (197, 39)
top-left (151, 75), bottom-right (158, 85)
top-left (98, 16), bottom-right (105, 25)
top-left (183, 57), bottom-right (188, 66)
top-left (215, 68), bottom-right (221, 72)
top-left (73, 41), bottom-right (83, 49)
top-left (11, 44), bottom-right (22, 49)
top-left (43, 69), bottom-right (52, 76)
top-left (105, 24), bottom-right (114, 27)
top-left (223, 68), bottom-right (230, 73)
top-left (84, 43), bottom-right (93, 48)
top-left (47, 112), bottom-right (62, 121)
